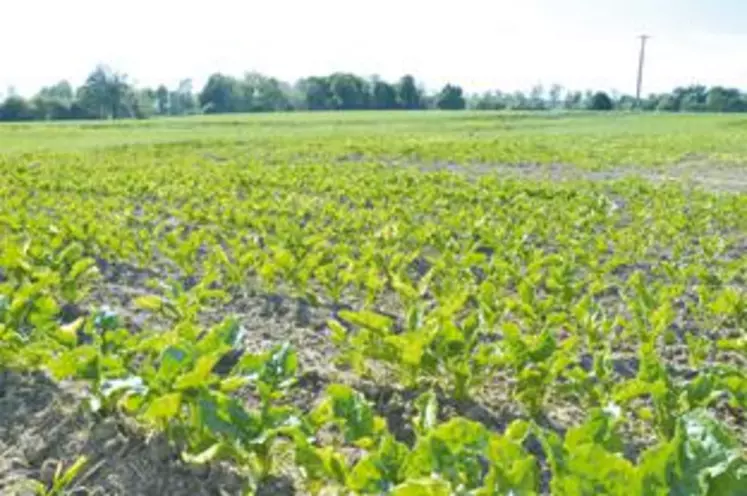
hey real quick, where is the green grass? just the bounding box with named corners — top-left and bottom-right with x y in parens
top-left (3, 111), bottom-right (747, 168)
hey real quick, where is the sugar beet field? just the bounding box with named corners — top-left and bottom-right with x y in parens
top-left (1, 111), bottom-right (747, 495)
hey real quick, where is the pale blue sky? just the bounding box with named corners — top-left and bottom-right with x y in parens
top-left (2, 0), bottom-right (746, 96)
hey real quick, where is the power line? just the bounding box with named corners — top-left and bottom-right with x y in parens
top-left (636, 35), bottom-right (650, 108)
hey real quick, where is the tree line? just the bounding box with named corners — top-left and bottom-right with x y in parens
top-left (2, 64), bottom-right (747, 121)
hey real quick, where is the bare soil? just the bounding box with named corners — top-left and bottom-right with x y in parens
top-left (0, 372), bottom-right (245, 496)
top-left (407, 158), bottom-right (747, 193)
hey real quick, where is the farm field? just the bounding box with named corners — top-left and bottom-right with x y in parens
top-left (1, 111), bottom-right (747, 495)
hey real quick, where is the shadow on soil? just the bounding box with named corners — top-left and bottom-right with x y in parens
top-left (0, 371), bottom-right (247, 496)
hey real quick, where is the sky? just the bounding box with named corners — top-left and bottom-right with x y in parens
top-left (2, 0), bottom-right (747, 97)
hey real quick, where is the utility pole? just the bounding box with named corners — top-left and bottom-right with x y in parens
top-left (635, 35), bottom-right (650, 108)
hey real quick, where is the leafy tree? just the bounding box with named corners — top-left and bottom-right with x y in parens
top-left (509, 91), bottom-right (529, 110)
top-left (38, 81), bottom-right (74, 101)
top-left (370, 77), bottom-right (398, 109)
top-left (199, 73), bottom-right (241, 113)
top-left (616, 95), bottom-right (637, 111)
top-left (30, 96), bottom-right (71, 120)
top-left (680, 94), bottom-right (705, 112)
top-left (31, 81), bottom-right (76, 120)
top-left (0, 96), bottom-right (35, 121)
top-left (297, 76), bottom-right (334, 110)
top-left (242, 72), bottom-right (293, 112)
top-left (170, 79), bottom-right (198, 115)
top-left (548, 84), bottom-right (564, 109)
top-left (76, 65), bottom-right (133, 119)
top-left (638, 94), bottom-right (659, 111)
top-left (396, 75), bottom-right (423, 109)
top-left (131, 89), bottom-right (156, 119)
top-left (435, 84), bottom-right (466, 110)
top-left (155, 85), bottom-right (169, 115)
top-left (529, 84), bottom-right (546, 110)
top-left (672, 85), bottom-right (705, 111)
top-left (328, 73), bottom-right (370, 110)
top-left (588, 91), bottom-right (613, 111)
top-left (564, 91), bottom-right (583, 110)
top-left (656, 94), bottom-right (678, 112)
top-left (92, 66), bottom-right (130, 118)
top-left (8, 64), bottom-right (747, 120)
top-left (469, 91), bottom-right (508, 110)
top-left (706, 87), bottom-right (746, 112)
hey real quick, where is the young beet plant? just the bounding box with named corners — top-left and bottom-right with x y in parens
top-left (33, 284), bottom-right (303, 495)
top-left (0, 240), bottom-right (99, 371)
top-left (297, 387), bottom-right (539, 495)
top-left (331, 308), bottom-right (500, 402)
top-left (538, 406), bottom-right (747, 495)
top-left (90, 317), bottom-right (304, 492)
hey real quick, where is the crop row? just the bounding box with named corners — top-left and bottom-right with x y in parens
top-left (1, 144), bottom-right (746, 494)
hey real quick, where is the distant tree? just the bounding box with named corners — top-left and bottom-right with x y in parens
top-left (297, 76), bottom-right (334, 110)
top-left (242, 72), bottom-right (293, 112)
top-left (706, 87), bottom-right (746, 112)
top-left (564, 91), bottom-right (583, 110)
top-left (588, 91), bottom-right (613, 111)
top-left (76, 65), bottom-right (133, 119)
top-left (30, 95), bottom-right (72, 120)
top-left (9, 64), bottom-right (747, 120)
top-left (616, 95), bottom-right (637, 111)
top-left (662, 85), bottom-right (705, 112)
top-left (435, 84), bottom-right (466, 110)
top-left (329, 73), bottom-right (370, 110)
top-left (155, 85), bottom-right (169, 115)
top-left (199, 73), bottom-right (241, 113)
top-left (0, 96), bottom-right (34, 121)
top-left (580, 90), bottom-right (595, 109)
top-left (509, 91), bottom-right (529, 110)
top-left (273, 80), bottom-right (297, 111)
top-left (469, 91), bottom-right (508, 110)
top-left (370, 77), bottom-right (398, 109)
top-left (131, 89), bottom-right (156, 119)
top-left (680, 94), bottom-right (705, 112)
top-left (421, 92), bottom-right (437, 110)
top-left (38, 81), bottom-right (74, 101)
top-left (236, 77), bottom-right (255, 112)
top-left (31, 81), bottom-right (75, 120)
top-left (656, 94), bottom-right (678, 112)
top-left (396, 75), bottom-right (423, 109)
top-left (170, 79), bottom-right (198, 115)
top-left (528, 84), bottom-right (546, 110)
top-left (638, 93), bottom-right (659, 111)
top-left (548, 84), bottom-right (564, 109)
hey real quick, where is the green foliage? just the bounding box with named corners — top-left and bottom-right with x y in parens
top-left (6, 65), bottom-right (747, 122)
top-left (588, 92), bottom-right (614, 111)
top-left (435, 84), bottom-right (466, 110)
top-left (1, 117), bottom-right (747, 494)
top-left (540, 408), bottom-right (747, 496)
top-left (8, 456), bottom-right (89, 496)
